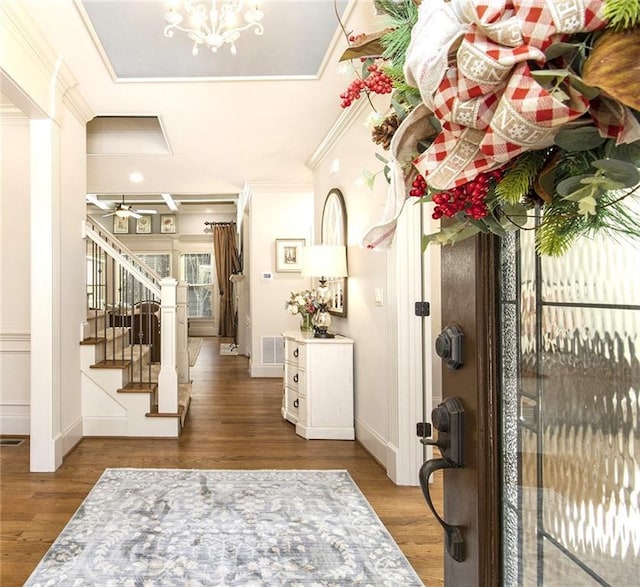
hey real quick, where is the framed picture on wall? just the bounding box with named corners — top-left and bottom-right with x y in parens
top-left (136, 215), bottom-right (152, 234)
top-left (161, 215), bottom-right (176, 234)
top-left (113, 216), bottom-right (129, 234)
top-left (275, 238), bottom-right (306, 272)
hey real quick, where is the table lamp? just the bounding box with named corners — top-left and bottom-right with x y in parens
top-left (301, 245), bottom-right (348, 338)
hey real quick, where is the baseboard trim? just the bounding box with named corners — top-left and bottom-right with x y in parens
top-left (0, 405), bottom-right (30, 435)
top-left (354, 417), bottom-right (389, 473)
top-left (59, 416), bottom-right (83, 458)
top-left (249, 364), bottom-right (283, 378)
top-left (83, 416), bottom-right (127, 437)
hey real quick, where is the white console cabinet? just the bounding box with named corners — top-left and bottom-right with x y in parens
top-left (281, 330), bottom-right (354, 440)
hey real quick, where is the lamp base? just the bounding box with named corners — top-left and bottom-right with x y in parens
top-left (314, 329), bottom-right (335, 339)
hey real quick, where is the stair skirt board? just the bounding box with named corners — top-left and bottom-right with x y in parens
top-left (83, 416), bottom-right (179, 437)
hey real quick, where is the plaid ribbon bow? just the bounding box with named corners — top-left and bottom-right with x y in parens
top-left (405, 0), bottom-right (607, 190)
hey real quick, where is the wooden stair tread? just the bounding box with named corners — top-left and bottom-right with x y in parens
top-left (90, 359), bottom-right (131, 369)
top-left (81, 337), bottom-right (105, 345)
top-left (119, 382), bottom-right (156, 394)
top-left (145, 410), bottom-right (180, 418)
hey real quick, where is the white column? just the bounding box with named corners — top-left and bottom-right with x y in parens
top-left (158, 277), bottom-right (178, 413)
top-left (386, 199), bottom-right (425, 486)
top-left (30, 119), bottom-right (62, 472)
top-left (176, 281), bottom-right (189, 384)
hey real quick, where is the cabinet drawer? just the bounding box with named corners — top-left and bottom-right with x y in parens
top-left (286, 387), bottom-right (299, 420)
top-left (286, 341), bottom-right (306, 364)
top-left (286, 367), bottom-right (301, 390)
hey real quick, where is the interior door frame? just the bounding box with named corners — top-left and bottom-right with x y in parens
top-left (440, 233), bottom-right (502, 584)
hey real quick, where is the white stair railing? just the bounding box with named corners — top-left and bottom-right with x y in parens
top-left (84, 215), bottom-right (182, 414)
top-left (84, 217), bottom-right (161, 297)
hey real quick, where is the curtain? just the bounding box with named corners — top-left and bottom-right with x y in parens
top-left (212, 222), bottom-right (240, 337)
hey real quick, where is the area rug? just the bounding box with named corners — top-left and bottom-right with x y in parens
top-left (24, 469), bottom-right (423, 586)
top-left (188, 337), bottom-right (203, 366)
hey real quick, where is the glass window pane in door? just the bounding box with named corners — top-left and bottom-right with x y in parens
top-left (500, 229), bottom-right (640, 586)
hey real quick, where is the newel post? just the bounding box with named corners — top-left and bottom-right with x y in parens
top-left (158, 277), bottom-right (178, 413)
top-left (176, 281), bottom-right (189, 383)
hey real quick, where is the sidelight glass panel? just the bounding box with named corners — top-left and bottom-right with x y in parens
top-left (500, 228), bottom-right (640, 586)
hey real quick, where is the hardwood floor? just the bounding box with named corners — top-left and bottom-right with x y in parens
top-left (0, 337), bottom-right (444, 586)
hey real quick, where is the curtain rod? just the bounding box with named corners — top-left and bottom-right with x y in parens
top-left (204, 221), bottom-right (236, 226)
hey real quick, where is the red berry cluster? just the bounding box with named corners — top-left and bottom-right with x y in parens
top-left (432, 170), bottom-right (503, 221)
top-left (365, 64), bottom-right (393, 95)
top-left (348, 33), bottom-right (366, 43)
top-left (409, 174), bottom-right (427, 197)
top-left (340, 63), bottom-right (393, 108)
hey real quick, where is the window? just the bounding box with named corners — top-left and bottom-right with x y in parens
top-left (137, 253), bottom-right (171, 278)
top-left (181, 253), bottom-right (213, 318)
top-left (123, 253), bottom-right (170, 305)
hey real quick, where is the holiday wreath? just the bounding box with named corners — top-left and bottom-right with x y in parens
top-left (339, 0), bottom-right (640, 255)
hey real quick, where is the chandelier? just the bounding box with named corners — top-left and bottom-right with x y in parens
top-left (163, 1), bottom-right (265, 56)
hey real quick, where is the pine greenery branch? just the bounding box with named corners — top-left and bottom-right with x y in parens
top-left (384, 63), bottom-right (422, 105)
top-left (536, 187), bottom-right (640, 255)
top-left (495, 150), bottom-right (549, 204)
top-left (554, 148), bottom-right (600, 183)
top-left (535, 200), bottom-right (584, 256)
top-left (378, 1), bottom-right (418, 67)
top-left (603, 0), bottom-right (640, 29)
top-left (593, 189), bottom-right (640, 238)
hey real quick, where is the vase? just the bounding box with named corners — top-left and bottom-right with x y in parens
top-left (300, 313), bottom-right (314, 332)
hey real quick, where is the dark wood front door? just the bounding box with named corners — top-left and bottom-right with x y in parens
top-left (434, 233), bottom-right (501, 585)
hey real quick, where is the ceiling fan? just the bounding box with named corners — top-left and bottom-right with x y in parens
top-left (100, 196), bottom-right (158, 219)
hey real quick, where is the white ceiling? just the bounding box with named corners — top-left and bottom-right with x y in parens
top-left (16, 0), bottom-right (365, 210)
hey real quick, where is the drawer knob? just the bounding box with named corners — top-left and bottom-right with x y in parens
top-left (293, 348), bottom-right (299, 358)
top-left (293, 399), bottom-right (299, 408)
top-left (293, 373), bottom-right (298, 383)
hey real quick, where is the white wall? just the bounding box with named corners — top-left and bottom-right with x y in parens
top-left (1, 0), bottom-right (93, 470)
top-left (246, 184), bottom-right (313, 377)
top-left (312, 102), bottom-right (394, 464)
top-left (0, 119), bottom-right (31, 434)
top-left (58, 106), bottom-right (88, 454)
top-left (307, 1), bottom-right (427, 482)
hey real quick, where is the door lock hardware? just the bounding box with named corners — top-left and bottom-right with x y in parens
top-left (435, 324), bottom-right (464, 370)
top-left (414, 301), bottom-right (430, 316)
top-left (418, 397), bottom-right (465, 562)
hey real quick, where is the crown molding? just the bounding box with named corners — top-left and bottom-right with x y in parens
top-left (306, 98), bottom-right (369, 171)
top-left (0, 104), bottom-right (28, 120)
top-left (1, 0), bottom-right (93, 124)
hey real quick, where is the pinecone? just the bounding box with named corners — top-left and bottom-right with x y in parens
top-left (372, 114), bottom-right (400, 151)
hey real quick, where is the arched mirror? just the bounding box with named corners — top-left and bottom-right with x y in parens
top-left (321, 188), bottom-right (347, 317)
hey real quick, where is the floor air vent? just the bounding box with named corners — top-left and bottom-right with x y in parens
top-left (262, 336), bottom-right (284, 365)
top-left (0, 438), bottom-right (25, 446)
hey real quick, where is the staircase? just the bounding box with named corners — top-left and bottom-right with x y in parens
top-left (81, 217), bottom-right (190, 438)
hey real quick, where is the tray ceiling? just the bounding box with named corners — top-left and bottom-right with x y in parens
top-left (80, 0), bottom-right (349, 80)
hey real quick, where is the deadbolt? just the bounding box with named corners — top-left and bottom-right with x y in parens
top-left (435, 324), bottom-right (464, 370)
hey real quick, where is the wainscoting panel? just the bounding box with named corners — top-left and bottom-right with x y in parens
top-left (0, 330), bottom-right (30, 435)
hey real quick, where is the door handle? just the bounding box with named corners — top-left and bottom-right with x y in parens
top-left (419, 397), bottom-right (465, 562)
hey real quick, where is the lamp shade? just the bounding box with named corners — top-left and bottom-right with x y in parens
top-left (301, 245), bottom-right (347, 278)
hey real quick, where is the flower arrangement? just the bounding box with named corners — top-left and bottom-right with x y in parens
top-left (286, 290), bottom-right (320, 331)
top-left (285, 289), bottom-right (320, 316)
top-left (340, 0), bottom-right (640, 256)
